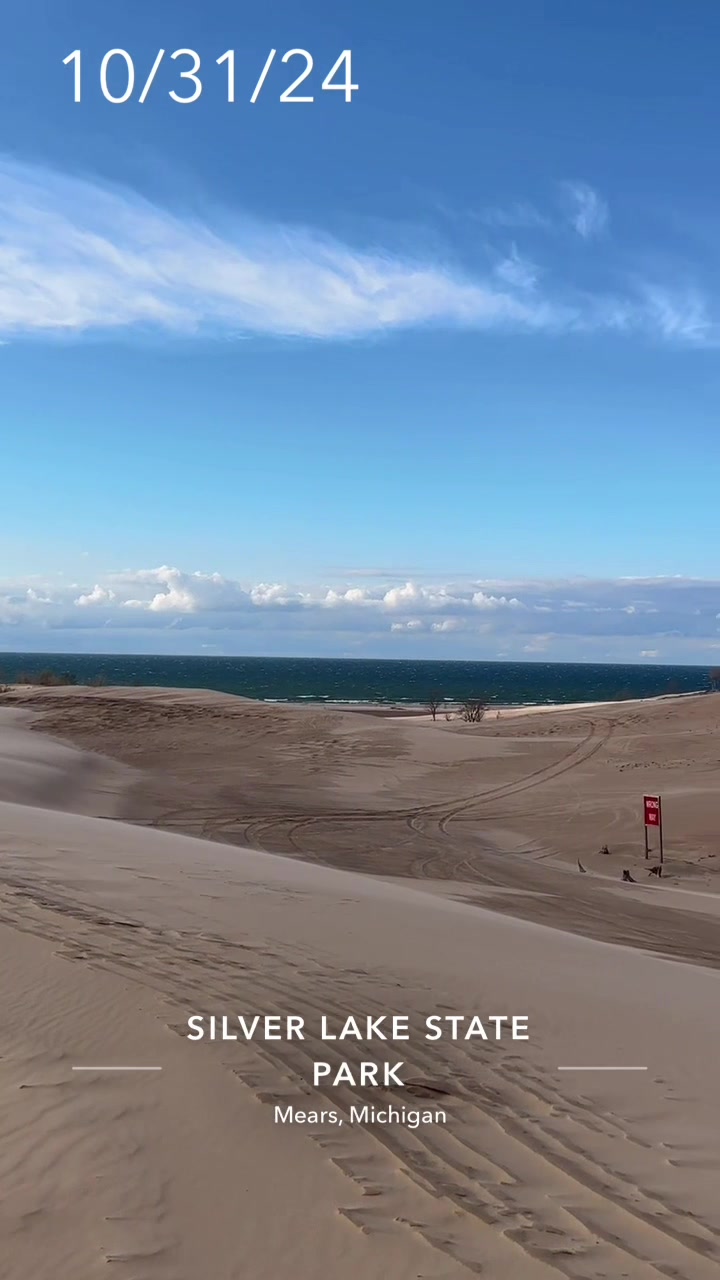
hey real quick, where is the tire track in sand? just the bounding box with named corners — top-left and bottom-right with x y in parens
top-left (1, 880), bottom-right (719, 1279)
top-left (220, 719), bottom-right (611, 862)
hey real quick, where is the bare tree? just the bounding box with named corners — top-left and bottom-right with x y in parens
top-left (709, 667), bottom-right (720, 692)
top-left (427, 692), bottom-right (443, 721)
top-left (460, 699), bottom-right (487, 723)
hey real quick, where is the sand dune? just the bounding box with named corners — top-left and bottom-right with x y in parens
top-left (1, 694), bottom-right (720, 1277)
top-left (0, 705), bottom-right (134, 816)
top-left (6, 684), bottom-right (720, 956)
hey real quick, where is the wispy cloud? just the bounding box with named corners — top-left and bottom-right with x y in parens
top-left (0, 157), bottom-right (564, 341)
top-left (478, 181), bottom-right (608, 241)
top-left (635, 284), bottom-right (712, 343)
top-left (493, 244), bottom-right (539, 291)
top-left (561, 180), bottom-right (609, 239)
top-left (0, 158), bottom-right (713, 345)
top-left (475, 201), bottom-right (554, 232)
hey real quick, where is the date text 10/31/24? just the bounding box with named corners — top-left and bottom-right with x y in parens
top-left (62, 49), bottom-right (358, 105)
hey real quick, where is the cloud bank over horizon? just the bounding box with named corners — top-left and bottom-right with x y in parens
top-left (2, 566), bottom-right (719, 664)
top-left (0, 157), bottom-right (715, 345)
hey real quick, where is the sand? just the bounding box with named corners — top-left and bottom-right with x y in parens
top-left (1, 688), bottom-right (720, 1277)
top-left (6, 683), bottom-right (720, 956)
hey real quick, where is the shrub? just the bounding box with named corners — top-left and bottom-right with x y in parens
top-left (16, 669), bottom-right (79, 687)
top-left (460, 699), bottom-right (487, 723)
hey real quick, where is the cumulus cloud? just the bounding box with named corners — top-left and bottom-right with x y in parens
top-left (1, 568), bottom-right (719, 665)
top-left (523, 635), bottom-right (553, 653)
top-left (75, 584), bottom-right (116, 606)
top-left (431, 618), bottom-right (465, 632)
top-left (0, 157), bottom-right (714, 345)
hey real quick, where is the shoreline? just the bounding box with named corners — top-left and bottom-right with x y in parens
top-left (3, 681), bottom-right (710, 719)
top-left (342, 690), bottom-right (709, 718)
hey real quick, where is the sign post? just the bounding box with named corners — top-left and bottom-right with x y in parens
top-left (643, 794), bottom-right (663, 864)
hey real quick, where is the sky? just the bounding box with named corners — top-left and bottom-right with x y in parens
top-left (2, 0), bottom-right (719, 663)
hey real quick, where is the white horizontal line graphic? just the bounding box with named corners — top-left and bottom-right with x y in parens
top-left (557, 1066), bottom-right (647, 1072)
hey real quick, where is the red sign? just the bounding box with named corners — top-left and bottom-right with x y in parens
top-left (643, 795), bottom-right (661, 828)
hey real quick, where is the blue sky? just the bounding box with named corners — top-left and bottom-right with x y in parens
top-left (2, 0), bottom-right (719, 662)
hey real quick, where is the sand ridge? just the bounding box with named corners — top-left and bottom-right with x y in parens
top-left (5, 684), bottom-right (720, 961)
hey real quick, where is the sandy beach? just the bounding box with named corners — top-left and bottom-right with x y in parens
top-left (1, 686), bottom-right (720, 1278)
